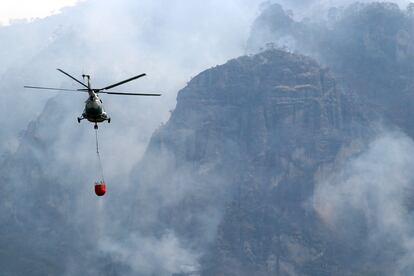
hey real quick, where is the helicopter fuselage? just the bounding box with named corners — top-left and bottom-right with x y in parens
top-left (78, 84), bottom-right (111, 129)
top-left (82, 93), bottom-right (109, 123)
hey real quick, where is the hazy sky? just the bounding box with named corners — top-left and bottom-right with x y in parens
top-left (0, 0), bottom-right (83, 25)
top-left (1, 0), bottom-right (411, 26)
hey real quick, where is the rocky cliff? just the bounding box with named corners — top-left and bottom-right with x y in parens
top-left (247, 2), bottom-right (414, 137)
top-left (131, 49), bottom-right (367, 275)
top-left (0, 48), bottom-right (371, 275)
top-left (3, 2), bottom-right (414, 275)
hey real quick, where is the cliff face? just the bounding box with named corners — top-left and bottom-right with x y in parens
top-left (247, 2), bottom-right (414, 137)
top-left (4, 3), bottom-right (414, 275)
top-left (2, 49), bottom-right (357, 275)
top-left (132, 49), bottom-right (364, 275)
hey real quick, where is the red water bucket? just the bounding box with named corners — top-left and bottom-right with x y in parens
top-left (95, 182), bottom-right (106, 196)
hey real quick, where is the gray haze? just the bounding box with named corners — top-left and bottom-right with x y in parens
top-left (265, 0), bottom-right (412, 18)
top-left (0, 0), bottom-right (263, 274)
top-left (249, 1), bottom-right (414, 275)
top-left (3, 0), bottom-right (414, 275)
top-left (314, 129), bottom-right (414, 274)
top-left (0, 0), bottom-right (263, 157)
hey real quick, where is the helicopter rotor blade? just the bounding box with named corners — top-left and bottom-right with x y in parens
top-left (100, 73), bottom-right (146, 91)
top-left (57, 68), bottom-right (89, 89)
top-left (24, 85), bottom-right (87, 92)
top-left (59, 88), bottom-right (161, 96)
top-left (98, 91), bottom-right (161, 96)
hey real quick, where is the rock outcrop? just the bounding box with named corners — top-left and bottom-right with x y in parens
top-left (247, 3), bottom-right (414, 137)
top-left (132, 49), bottom-right (364, 275)
top-left (4, 3), bottom-right (414, 275)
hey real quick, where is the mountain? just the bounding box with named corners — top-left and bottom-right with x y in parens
top-left (247, 2), bottom-right (414, 136)
top-left (1, 47), bottom-right (365, 275)
top-left (130, 3), bottom-right (414, 275)
top-left (2, 1), bottom-right (414, 275)
top-left (0, 1), bottom-right (259, 274)
top-left (130, 49), bottom-right (369, 275)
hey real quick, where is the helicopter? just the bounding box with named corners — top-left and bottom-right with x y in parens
top-left (24, 69), bottom-right (161, 129)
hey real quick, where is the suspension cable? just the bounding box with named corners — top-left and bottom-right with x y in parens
top-left (95, 128), bottom-right (105, 182)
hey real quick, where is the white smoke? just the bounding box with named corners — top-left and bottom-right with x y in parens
top-left (99, 232), bottom-right (200, 275)
top-left (273, 0), bottom-right (412, 18)
top-left (314, 129), bottom-right (414, 274)
top-left (0, 0), bottom-right (265, 274)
